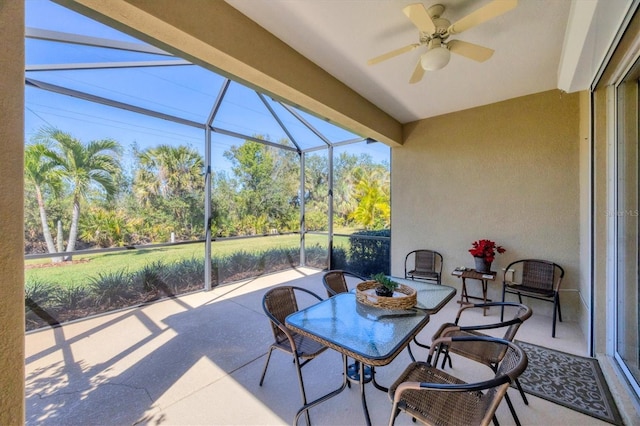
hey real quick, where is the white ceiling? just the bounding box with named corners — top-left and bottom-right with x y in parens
top-left (225, 0), bottom-right (632, 124)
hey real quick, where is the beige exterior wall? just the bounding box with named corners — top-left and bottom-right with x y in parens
top-left (392, 89), bottom-right (584, 324)
top-left (0, 1), bottom-right (26, 424)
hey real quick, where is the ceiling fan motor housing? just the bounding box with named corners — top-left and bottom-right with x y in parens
top-left (432, 17), bottom-right (450, 37)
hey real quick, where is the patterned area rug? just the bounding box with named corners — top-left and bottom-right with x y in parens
top-left (515, 340), bottom-right (623, 425)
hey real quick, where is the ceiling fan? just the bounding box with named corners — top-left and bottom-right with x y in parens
top-left (368, 0), bottom-right (518, 84)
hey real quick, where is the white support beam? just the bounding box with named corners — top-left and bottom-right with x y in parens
top-left (558, 0), bottom-right (634, 93)
top-left (26, 27), bottom-right (174, 55)
top-left (26, 59), bottom-right (191, 71)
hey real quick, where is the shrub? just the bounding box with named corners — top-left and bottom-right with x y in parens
top-left (25, 241), bottom-right (388, 331)
top-left (163, 257), bottom-right (205, 293)
top-left (53, 284), bottom-right (90, 311)
top-left (89, 270), bottom-right (134, 307)
top-left (218, 250), bottom-right (263, 282)
top-left (131, 261), bottom-right (169, 295)
top-left (261, 247), bottom-right (298, 270)
top-left (25, 279), bottom-right (57, 314)
top-left (329, 246), bottom-right (347, 270)
top-left (347, 229), bottom-right (391, 277)
top-left (25, 279), bottom-right (61, 328)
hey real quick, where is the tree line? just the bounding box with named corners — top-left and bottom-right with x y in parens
top-left (24, 127), bottom-right (390, 260)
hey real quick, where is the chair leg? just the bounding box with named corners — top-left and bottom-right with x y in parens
top-left (552, 295), bottom-right (558, 338)
top-left (500, 287), bottom-right (507, 322)
top-left (514, 378), bottom-right (528, 405)
top-left (259, 346), bottom-right (275, 386)
top-left (388, 403), bottom-right (401, 426)
top-left (407, 342), bottom-right (416, 362)
top-left (293, 355), bottom-right (312, 426)
top-left (443, 352), bottom-right (452, 369)
top-left (556, 293), bottom-right (562, 322)
top-left (503, 393), bottom-right (522, 426)
top-left (434, 344), bottom-right (452, 369)
top-left (438, 348), bottom-right (452, 369)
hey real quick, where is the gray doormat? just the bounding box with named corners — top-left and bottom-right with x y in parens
top-left (515, 340), bottom-right (623, 425)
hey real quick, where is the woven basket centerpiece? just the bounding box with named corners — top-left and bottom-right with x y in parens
top-left (356, 280), bottom-right (417, 310)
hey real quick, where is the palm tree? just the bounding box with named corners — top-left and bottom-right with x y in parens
top-left (35, 128), bottom-right (121, 255)
top-left (24, 142), bottom-right (63, 260)
top-left (333, 153), bottom-right (361, 225)
top-left (134, 144), bottom-right (204, 203)
top-left (350, 166), bottom-right (390, 229)
top-left (133, 145), bottom-right (204, 240)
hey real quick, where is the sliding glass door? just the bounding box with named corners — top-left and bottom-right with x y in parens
top-left (615, 57), bottom-right (640, 394)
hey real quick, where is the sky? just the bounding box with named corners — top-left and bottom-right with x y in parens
top-left (24, 0), bottom-right (391, 173)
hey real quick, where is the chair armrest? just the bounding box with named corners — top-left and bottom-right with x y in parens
top-left (553, 276), bottom-right (563, 292)
top-left (393, 381), bottom-right (421, 403)
top-left (436, 316), bottom-right (522, 340)
top-left (429, 335), bottom-right (512, 361)
top-left (277, 322), bottom-right (301, 350)
top-left (393, 374), bottom-right (511, 403)
top-left (455, 301), bottom-right (524, 324)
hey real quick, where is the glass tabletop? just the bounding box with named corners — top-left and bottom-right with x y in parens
top-left (386, 276), bottom-right (456, 313)
top-left (286, 293), bottom-right (429, 363)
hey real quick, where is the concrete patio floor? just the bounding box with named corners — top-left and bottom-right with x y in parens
top-left (25, 267), bottom-right (613, 425)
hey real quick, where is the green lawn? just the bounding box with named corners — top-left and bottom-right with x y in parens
top-left (25, 233), bottom-right (351, 288)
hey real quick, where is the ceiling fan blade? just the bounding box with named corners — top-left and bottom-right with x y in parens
top-left (409, 60), bottom-right (425, 84)
top-left (403, 3), bottom-right (436, 34)
top-left (367, 43), bottom-right (420, 66)
top-left (447, 39), bottom-right (494, 62)
top-left (448, 0), bottom-right (518, 35)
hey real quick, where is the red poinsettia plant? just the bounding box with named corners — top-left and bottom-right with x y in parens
top-left (469, 239), bottom-right (506, 263)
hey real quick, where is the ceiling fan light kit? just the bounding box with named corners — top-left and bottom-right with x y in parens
top-left (368, 0), bottom-right (518, 83)
top-left (421, 39), bottom-right (450, 70)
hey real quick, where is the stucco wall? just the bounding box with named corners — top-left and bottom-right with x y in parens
top-left (0, 1), bottom-right (26, 423)
top-left (392, 89), bottom-right (582, 322)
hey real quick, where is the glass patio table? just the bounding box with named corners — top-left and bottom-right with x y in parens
top-left (388, 276), bottom-right (457, 313)
top-left (285, 282), bottom-right (456, 426)
top-left (390, 277), bottom-right (457, 351)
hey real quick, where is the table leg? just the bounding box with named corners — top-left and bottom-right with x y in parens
top-left (347, 360), bottom-right (372, 383)
top-left (458, 277), bottom-right (469, 304)
top-left (294, 354), bottom-right (349, 426)
top-left (481, 280), bottom-right (488, 315)
top-left (371, 366), bottom-right (389, 393)
top-left (458, 278), bottom-right (492, 313)
top-left (359, 362), bottom-right (372, 426)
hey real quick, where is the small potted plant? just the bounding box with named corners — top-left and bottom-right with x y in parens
top-left (371, 272), bottom-right (398, 297)
top-left (469, 239), bottom-right (506, 272)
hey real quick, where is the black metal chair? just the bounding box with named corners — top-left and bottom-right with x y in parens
top-left (259, 286), bottom-right (327, 426)
top-left (501, 259), bottom-right (565, 337)
top-left (404, 250), bottom-right (443, 284)
top-left (431, 302), bottom-right (533, 426)
top-left (388, 336), bottom-right (528, 426)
